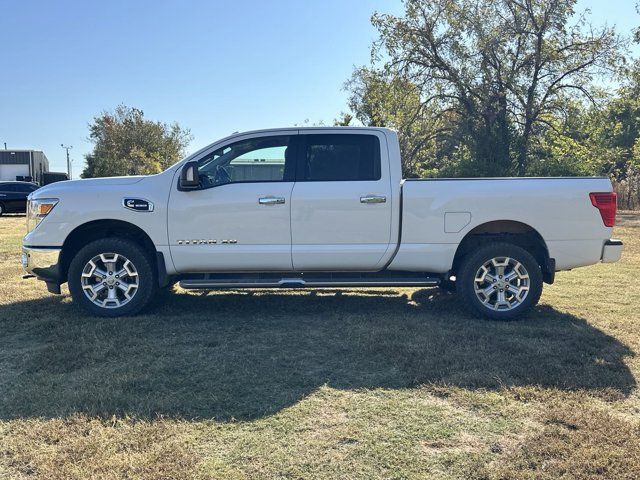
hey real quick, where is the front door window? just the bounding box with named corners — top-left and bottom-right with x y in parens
top-left (196, 136), bottom-right (292, 189)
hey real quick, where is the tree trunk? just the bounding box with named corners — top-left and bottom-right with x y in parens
top-left (518, 122), bottom-right (532, 176)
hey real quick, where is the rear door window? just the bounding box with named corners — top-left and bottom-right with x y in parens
top-left (15, 184), bottom-right (36, 193)
top-left (298, 134), bottom-right (381, 181)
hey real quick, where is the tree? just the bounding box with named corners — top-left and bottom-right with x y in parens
top-left (580, 70), bottom-right (640, 209)
top-left (348, 0), bottom-right (622, 177)
top-left (635, 2), bottom-right (640, 43)
top-left (345, 68), bottom-right (449, 176)
top-left (82, 105), bottom-right (192, 178)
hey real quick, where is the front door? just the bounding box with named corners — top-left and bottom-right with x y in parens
top-left (290, 131), bottom-right (393, 271)
top-left (168, 132), bottom-right (297, 272)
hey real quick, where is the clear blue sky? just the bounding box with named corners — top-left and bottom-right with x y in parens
top-left (0, 0), bottom-right (637, 177)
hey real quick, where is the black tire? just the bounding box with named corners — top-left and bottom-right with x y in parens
top-left (438, 278), bottom-right (457, 293)
top-left (155, 279), bottom-right (179, 300)
top-left (458, 242), bottom-right (543, 320)
top-left (68, 238), bottom-right (157, 317)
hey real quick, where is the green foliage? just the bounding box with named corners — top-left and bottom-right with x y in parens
top-left (346, 0), bottom-right (623, 179)
top-left (82, 105), bottom-right (192, 178)
top-left (346, 68), bottom-right (444, 177)
top-left (333, 112), bottom-right (353, 127)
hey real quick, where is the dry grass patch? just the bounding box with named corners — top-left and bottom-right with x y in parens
top-left (1, 416), bottom-right (198, 480)
top-left (473, 402), bottom-right (640, 479)
top-left (0, 213), bottom-right (638, 479)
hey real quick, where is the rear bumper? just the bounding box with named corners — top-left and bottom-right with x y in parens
top-left (601, 239), bottom-right (623, 263)
top-left (22, 246), bottom-right (62, 289)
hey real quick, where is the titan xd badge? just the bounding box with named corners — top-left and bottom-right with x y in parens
top-left (123, 198), bottom-right (154, 212)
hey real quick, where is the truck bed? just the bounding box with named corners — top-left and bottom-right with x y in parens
top-left (388, 176), bottom-right (614, 273)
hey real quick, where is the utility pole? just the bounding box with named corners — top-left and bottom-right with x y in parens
top-left (3, 142), bottom-right (6, 150)
top-left (61, 144), bottom-right (73, 179)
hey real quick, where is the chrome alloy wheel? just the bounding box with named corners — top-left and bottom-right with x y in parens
top-left (80, 253), bottom-right (139, 309)
top-left (474, 257), bottom-right (530, 311)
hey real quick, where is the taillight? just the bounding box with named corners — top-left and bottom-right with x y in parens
top-left (589, 192), bottom-right (617, 227)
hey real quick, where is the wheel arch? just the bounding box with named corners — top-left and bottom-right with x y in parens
top-left (59, 219), bottom-right (159, 284)
top-left (452, 220), bottom-right (554, 283)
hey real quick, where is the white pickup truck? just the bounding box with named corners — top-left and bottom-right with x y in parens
top-left (22, 127), bottom-right (622, 319)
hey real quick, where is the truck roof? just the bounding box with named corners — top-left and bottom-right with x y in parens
top-left (227, 126), bottom-right (395, 135)
top-left (174, 126), bottom-right (397, 171)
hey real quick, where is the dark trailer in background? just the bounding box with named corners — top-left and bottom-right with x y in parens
top-left (0, 150), bottom-right (49, 185)
top-left (43, 171), bottom-right (69, 185)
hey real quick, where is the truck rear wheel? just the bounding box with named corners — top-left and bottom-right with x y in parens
top-left (68, 238), bottom-right (156, 317)
top-left (457, 242), bottom-right (543, 320)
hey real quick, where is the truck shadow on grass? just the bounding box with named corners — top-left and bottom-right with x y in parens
top-left (0, 288), bottom-right (635, 420)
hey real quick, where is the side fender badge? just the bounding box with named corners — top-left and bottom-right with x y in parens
top-left (123, 198), bottom-right (154, 212)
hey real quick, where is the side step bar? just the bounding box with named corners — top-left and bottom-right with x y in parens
top-left (179, 272), bottom-right (441, 290)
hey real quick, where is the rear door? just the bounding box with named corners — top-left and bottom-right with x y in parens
top-left (0, 184), bottom-right (19, 212)
top-left (290, 131), bottom-right (393, 270)
top-left (0, 184), bottom-right (8, 212)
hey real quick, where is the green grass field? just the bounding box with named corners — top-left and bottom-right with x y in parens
top-left (0, 214), bottom-right (639, 479)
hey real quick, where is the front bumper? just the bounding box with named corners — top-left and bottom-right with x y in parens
top-left (22, 246), bottom-right (62, 289)
top-left (601, 239), bottom-right (623, 263)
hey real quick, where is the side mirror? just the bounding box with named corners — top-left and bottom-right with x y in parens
top-left (180, 161), bottom-right (200, 189)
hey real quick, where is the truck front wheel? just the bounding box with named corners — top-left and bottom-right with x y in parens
top-left (457, 243), bottom-right (543, 320)
top-left (68, 238), bottom-right (156, 317)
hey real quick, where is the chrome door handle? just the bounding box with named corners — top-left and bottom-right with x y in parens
top-left (258, 196), bottom-right (285, 205)
top-left (360, 195), bottom-right (386, 204)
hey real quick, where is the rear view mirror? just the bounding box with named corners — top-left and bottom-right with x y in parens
top-left (180, 161), bottom-right (200, 189)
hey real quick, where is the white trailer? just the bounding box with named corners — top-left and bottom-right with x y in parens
top-left (0, 150), bottom-right (49, 184)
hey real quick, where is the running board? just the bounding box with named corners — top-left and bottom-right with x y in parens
top-left (179, 271), bottom-right (441, 290)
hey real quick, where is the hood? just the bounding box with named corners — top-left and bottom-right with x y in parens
top-left (32, 175), bottom-right (146, 198)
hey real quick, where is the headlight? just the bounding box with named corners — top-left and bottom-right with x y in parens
top-left (27, 198), bottom-right (59, 233)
